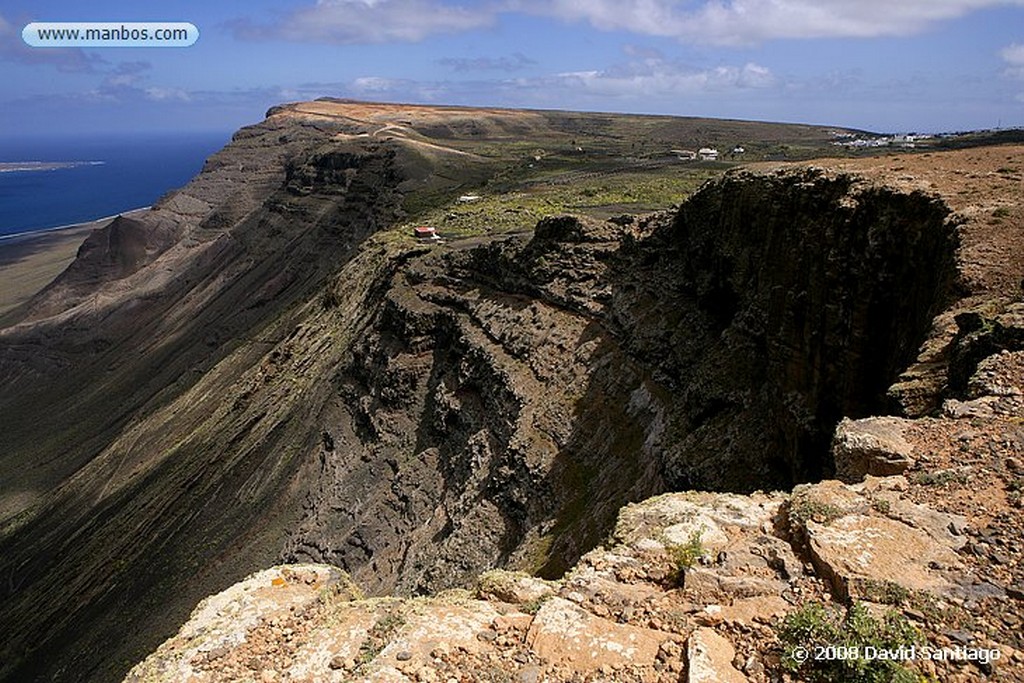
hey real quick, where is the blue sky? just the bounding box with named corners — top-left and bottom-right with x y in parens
top-left (1, 0), bottom-right (1022, 136)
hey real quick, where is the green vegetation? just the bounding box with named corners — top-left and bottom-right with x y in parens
top-left (910, 469), bottom-right (968, 487)
top-left (857, 579), bottom-right (910, 606)
top-left (399, 168), bottom-right (718, 239)
top-left (929, 128), bottom-right (1024, 150)
top-left (665, 528), bottom-right (707, 584)
top-left (520, 595), bottom-right (553, 615)
top-left (356, 609), bottom-right (407, 668)
top-left (388, 106), bottom-right (869, 241)
top-left (779, 601), bottom-right (922, 683)
top-left (851, 578), bottom-right (953, 625)
top-left (790, 496), bottom-right (844, 526)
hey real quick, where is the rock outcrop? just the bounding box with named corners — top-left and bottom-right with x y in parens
top-left (832, 417), bottom-right (916, 482)
top-left (279, 168), bottom-right (960, 602)
top-left (125, 474), bottom-right (1024, 681)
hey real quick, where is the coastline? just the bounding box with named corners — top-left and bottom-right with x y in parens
top-left (0, 161), bottom-right (105, 173)
top-left (0, 206), bottom-right (151, 317)
top-left (0, 205), bottom-right (151, 243)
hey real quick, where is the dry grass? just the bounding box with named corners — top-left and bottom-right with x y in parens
top-left (0, 224), bottom-right (95, 316)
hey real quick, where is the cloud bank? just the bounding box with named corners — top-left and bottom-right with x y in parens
top-left (232, 0), bottom-right (1024, 45)
top-left (530, 0), bottom-right (1024, 45)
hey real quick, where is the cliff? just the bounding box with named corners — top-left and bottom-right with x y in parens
top-left (0, 102), bottom-right (1021, 682)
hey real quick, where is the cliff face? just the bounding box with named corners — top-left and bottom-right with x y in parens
top-left (281, 173), bottom-right (958, 601)
top-left (0, 102), bottom-right (1010, 683)
top-left (614, 171), bottom-right (958, 488)
top-left (0, 108), bottom-right (435, 683)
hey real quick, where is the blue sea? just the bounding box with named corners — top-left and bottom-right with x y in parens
top-left (0, 132), bottom-right (230, 238)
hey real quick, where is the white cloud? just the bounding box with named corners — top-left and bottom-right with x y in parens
top-left (525, 0), bottom-right (1024, 45)
top-left (265, 58), bottom-right (776, 112)
top-left (439, 53), bottom-right (536, 72)
top-left (1002, 42), bottom-right (1024, 79)
top-left (145, 87), bottom-right (192, 102)
top-left (541, 60), bottom-right (775, 97)
top-left (352, 76), bottom-right (404, 92)
top-left (231, 0), bottom-right (496, 44)
top-left (350, 75), bottom-right (449, 100)
top-left (1004, 44), bottom-right (1024, 64)
top-left (103, 61), bottom-right (152, 88)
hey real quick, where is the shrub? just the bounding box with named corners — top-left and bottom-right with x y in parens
top-left (790, 498), bottom-right (843, 526)
top-left (520, 595), bottom-right (552, 615)
top-left (356, 610), bottom-right (406, 668)
top-left (665, 529), bottom-right (706, 585)
top-left (778, 601), bottom-right (921, 683)
top-left (911, 469), bottom-right (967, 487)
top-left (857, 579), bottom-right (910, 606)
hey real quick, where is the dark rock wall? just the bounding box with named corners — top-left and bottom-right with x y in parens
top-left (283, 220), bottom-right (666, 592)
top-left (609, 170), bottom-right (959, 489)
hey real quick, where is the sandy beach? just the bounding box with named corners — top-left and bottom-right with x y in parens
top-left (0, 207), bottom-right (149, 317)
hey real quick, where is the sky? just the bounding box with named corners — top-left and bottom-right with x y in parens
top-left (1, 0), bottom-right (1023, 137)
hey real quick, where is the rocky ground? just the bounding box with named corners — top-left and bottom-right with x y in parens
top-left (125, 146), bottom-right (1024, 683)
top-left (125, 413), bottom-right (1024, 682)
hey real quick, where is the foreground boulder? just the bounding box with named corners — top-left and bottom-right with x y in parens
top-left (832, 416), bottom-right (915, 482)
top-left (791, 478), bottom-right (969, 601)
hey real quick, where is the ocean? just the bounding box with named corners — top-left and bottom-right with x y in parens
top-left (0, 132), bottom-right (230, 238)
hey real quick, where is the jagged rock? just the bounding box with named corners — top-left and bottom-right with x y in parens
top-left (793, 478), bottom-right (967, 601)
top-left (575, 491), bottom-right (800, 607)
top-left (832, 416), bottom-right (914, 483)
top-left (686, 628), bottom-right (748, 682)
top-left (525, 597), bottom-right (670, 671)
top-left (123, 565), bottom-right (355, 682)
top-left (611, 491), bottom-right (788, 553)
top-left (127, 564), bottom-right (506, 683)
top-left (808, 515), bottom-right (962, 600)
top-left (532, 215), bottom-right (620, 243)
top-left (947, 303), bottom-right (1024, 396)
top-left (702, 595), bottom-right (790, 626)
top-left (124, 461), bottom-right (1024, 681)
top-left (476, 570), bottom-right (558, 604)
top-left (968, 350), bottom-right (1024, 398)
top-left (943, 395), bottom-right (1023, 419)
